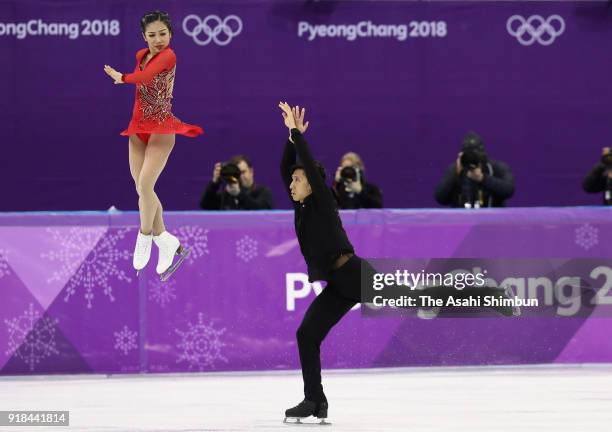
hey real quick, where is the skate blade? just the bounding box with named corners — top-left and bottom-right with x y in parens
top-left (283, 417), bottom-right (331, 426)
top-left (159, 247), bottom-right (190, 282)
top-left (503, 285), bottom-right (522, 317)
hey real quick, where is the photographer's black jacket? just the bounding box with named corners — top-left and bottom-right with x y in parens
top-left (333, 179), bottom-right (383, 209)
top-left (582, 163), bottom-right (608, 196)
top-left (281, 129), bottom-right (354, 282)
top-left (435, 160), bottom-right (514, 207)
top-left (199, 181), bottom-right (273, 210)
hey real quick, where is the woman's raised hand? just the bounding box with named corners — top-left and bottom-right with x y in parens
top-left (104, 65), bottom-right (123, 84)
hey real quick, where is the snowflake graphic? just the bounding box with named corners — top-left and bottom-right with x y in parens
top-left (5, 303), bottom-right (59, 371)
top-left (175, 226), bottom-right (209, 265)
top-left (114, 325), bottom-right (138, 356)
top-left (236, 235), bottom-right (258, 263)
top-left (175, 314), bottom-right (226, 370)
top-left (148, 278), bottom-right (177, 307)
top-left (0, 249), bottom-right (11, 279)
top-left (41, 227), bottom-right (133, 308)
top-left (575, 224), bottom-right (598, 251)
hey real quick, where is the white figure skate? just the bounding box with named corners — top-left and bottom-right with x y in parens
top-left (133, 231), bottom-right (153, 275)
top-left (154, 231), bottom-right (190, 282)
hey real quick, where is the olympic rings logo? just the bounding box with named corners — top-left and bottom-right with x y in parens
top-left (506, 15), bottom-right (565, 46)
top-left (182, 14), bottom-right (243, 46)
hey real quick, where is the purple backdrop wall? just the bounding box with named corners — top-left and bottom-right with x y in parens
top-left (1, 208), bottom-right (612, 375)
top-left (1, 1), bottom-right (612, 211)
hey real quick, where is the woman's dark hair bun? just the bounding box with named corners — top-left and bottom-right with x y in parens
top-left (140, 10), bottom-right (172, 35)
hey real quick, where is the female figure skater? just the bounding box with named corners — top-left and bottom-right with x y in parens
top-left (103, 11), bottom-right (202, 281)
top-left (278, 102), bottom-right (518, 425)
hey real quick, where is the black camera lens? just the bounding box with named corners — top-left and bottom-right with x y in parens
top-left (340, 166), bottom-right (358, 182)
top-left (460, 149), bottom-right (486, 169)
top-left (220, 163), bottom-right (241, 184)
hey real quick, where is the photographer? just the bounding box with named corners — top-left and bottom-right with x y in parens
top-left (435, 132), bottom-right (514, 208)
top-left (199, 155), bottom-right (273, 210)
top-left (332, 152), bottom-right (383, 209)
top-left (582, 147), bottom-right (612, 205)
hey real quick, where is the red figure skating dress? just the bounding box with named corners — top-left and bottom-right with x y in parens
top-left (120, 46), bottom-right (203, 143)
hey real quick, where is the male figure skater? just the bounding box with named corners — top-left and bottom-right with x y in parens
top-left (278, 102), bottom-right (518, 424)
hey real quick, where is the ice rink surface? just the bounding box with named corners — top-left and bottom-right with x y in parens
top-left (1, 364), bottom-right (611, 432)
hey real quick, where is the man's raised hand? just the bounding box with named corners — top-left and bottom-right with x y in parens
top-left (292, 106), bottom-right (310, 134)
top-left (279, 102), bottom-right (297, 130)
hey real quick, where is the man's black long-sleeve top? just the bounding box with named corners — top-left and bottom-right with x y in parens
top-left (434, 160), bottom-right (514, 207)
top-left (333, 179), bottom-right (383, 209)
top-left (280, 129), bottom-right (354, 283)
top-left (199, 181), bottom-right (273, 210)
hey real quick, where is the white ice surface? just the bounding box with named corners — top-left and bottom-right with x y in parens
top-left (1, 364), bottom-right (611, 432)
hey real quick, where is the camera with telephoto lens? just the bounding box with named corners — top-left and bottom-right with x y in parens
top-left (460, 148), bottom-right (487, 208)
top-left (340, 166), bottom-right (360, 183)
top-left (460, 149), bottom-right (487, 170)
top-left (220, 163), bottom-right (241, 184)
top-left (601, 153), bottom-right (612, 168)
top-left (601, 153), bottom-right (612, 205)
